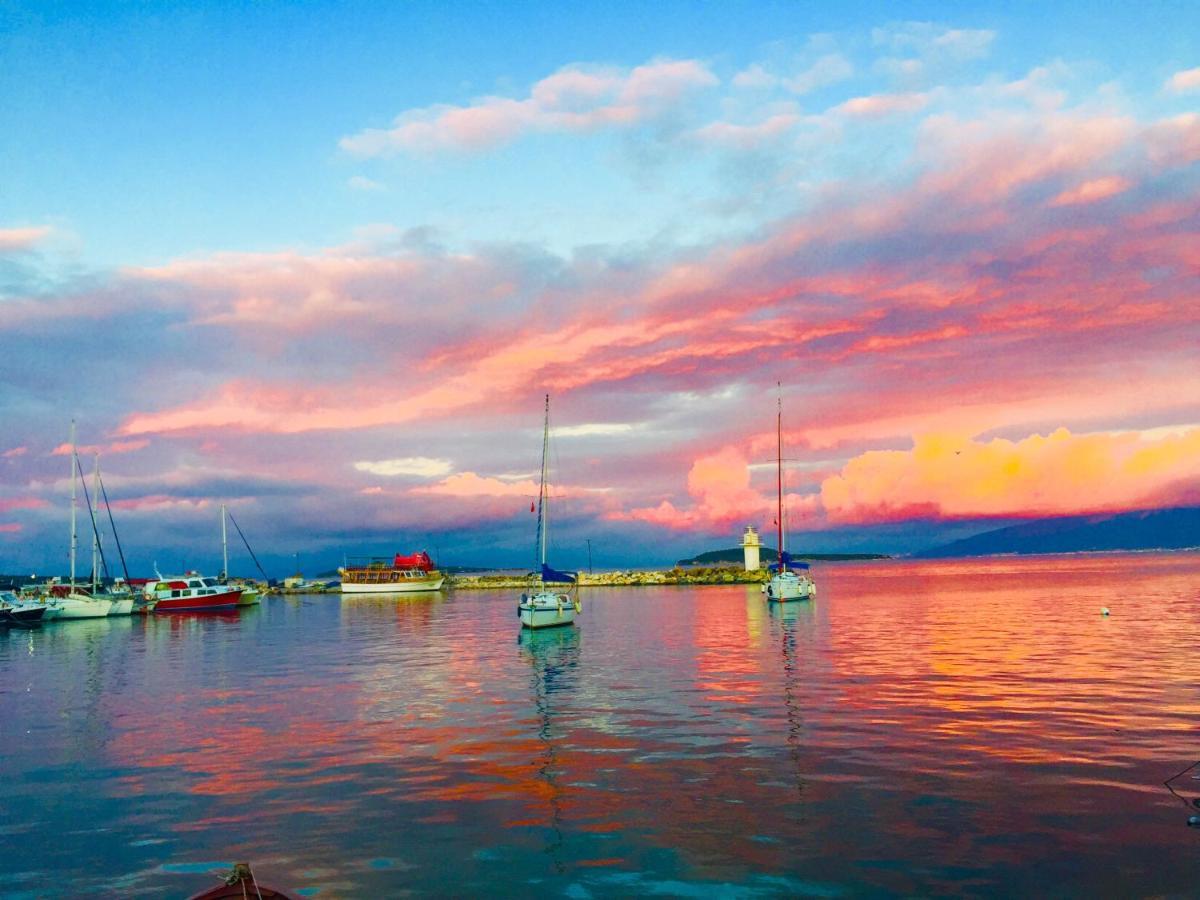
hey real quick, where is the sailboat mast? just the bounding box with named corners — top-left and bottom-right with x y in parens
top-left (776, 386), bottom-right (785, 571)
top-left (221, 503), bottom-right (228, 580)
top-left (69, 420), bottom-right (77, 588)
top-left (92, 454), bottom-right (100, 592)
top-left (539, 394), bottom-right (550, 567)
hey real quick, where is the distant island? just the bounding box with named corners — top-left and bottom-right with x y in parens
top-left (916, 506), bottom-right (1200, 558)
top-left (676, 547), bottom-right (890, 566)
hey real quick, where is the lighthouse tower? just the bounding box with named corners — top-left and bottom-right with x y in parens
top-left (741, 525), bottom-right (761, 571)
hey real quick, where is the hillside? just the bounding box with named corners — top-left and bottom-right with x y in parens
top-left (916, 507), bottom-right (1200, 558)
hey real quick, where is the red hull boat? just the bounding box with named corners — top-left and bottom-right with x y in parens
top-left (144, 573), bottom-right (242, 612)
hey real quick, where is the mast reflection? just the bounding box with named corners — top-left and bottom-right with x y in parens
top-left (518, 626), bottom-right (581, 873)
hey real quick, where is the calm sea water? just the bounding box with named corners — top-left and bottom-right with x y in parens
top-left (2, 553), bottom-right (1200, 898)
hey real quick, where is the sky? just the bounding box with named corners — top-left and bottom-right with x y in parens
top-left (1, 1), bottom-right (1198, 576)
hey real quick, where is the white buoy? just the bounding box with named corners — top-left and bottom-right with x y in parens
top-left (1101, 607), bottom-right (1110, 616)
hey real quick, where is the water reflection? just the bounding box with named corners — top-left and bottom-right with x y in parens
top-left (2, 555), bottom-right (1200, 896)
top-left (518, 627), bottom-right (581, 873)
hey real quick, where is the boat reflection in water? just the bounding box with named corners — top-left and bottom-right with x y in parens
top-left (767, 600), bottom-right (815, 803)
top-left (518, 626), bottom-right (581, 873)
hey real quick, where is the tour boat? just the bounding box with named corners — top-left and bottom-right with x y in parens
top-left (518, 395), bottom-right (581, 629)
top-left (143, 572), bottom-right (242, 611)
top-left (339, 551), bottom-right (445, 593)
top-left (765, 389), bottom-right (816, 603)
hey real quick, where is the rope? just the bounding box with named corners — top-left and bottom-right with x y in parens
top-left (227, 511), bottom-right (269, 580)
top-left (1164, 759), bottom-right (1200, 808)
top-left (75, 456), bottom-right (110, 582)
top-left (97, 471), bottom-right (131, 585)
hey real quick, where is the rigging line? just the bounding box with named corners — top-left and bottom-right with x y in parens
top-left (96, 471), bottom-right (131, 584)
top-left (76, 455), bottom-right (110, 581)
top-left (1164, 759), bottom-right (1200, 807)
top-left (226, 510), bottom-right (269, 580)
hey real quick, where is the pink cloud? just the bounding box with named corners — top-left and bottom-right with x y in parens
top-left (693, 112), bottom-right (801, 147)
top-left (1165, 67), bottom-right (1200, 93)
top-left (51, 439), bottom-right (149, 457)
top-left (833, 92), bottom-right (928, 118)
top-left (0, 523), bottom-right (23, 534)
top-left (0, 225), bottom-right (52, 251)
top-left (0, 497), bottom-right (48, 513)
top-left (340, 58), bottom-right (717, 156)
top-left (110, 494), bottom-right (212, 512)
top-left (412, 472), bottom-right (540, 498)
top-left (2, 446), bottom-right (28, 458)
top-left (612, 445), bottom-right (820, 532)
top-left (1049, 175), bottom-right (1133, 206)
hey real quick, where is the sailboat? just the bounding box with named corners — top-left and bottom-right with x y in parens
top-left (518, 395), bottom-right (582, 629)
top-left (765, 389), bottom-right (816, 603)
top-left (53, 422), bottom-right (114, 619)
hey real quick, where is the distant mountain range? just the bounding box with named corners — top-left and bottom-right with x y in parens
top-left (676, 548), bottom-right (890, 566)
top-left (916, 507), bottom-right (1200, 558)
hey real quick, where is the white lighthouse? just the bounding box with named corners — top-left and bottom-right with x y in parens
top-left (741, 525), bottom-right (761, 571)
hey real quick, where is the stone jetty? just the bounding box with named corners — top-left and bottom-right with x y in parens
top-left (447, 565), bottom-right (770, 589)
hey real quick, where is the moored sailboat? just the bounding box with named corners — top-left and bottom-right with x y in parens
top-left (518, 395), bottom-right (581, 629)
top-left (765, 389), bottom-right (816, 603)
top-left (56, 422), bottom-right (113, 619)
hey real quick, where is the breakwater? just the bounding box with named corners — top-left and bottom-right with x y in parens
top-left (448, 566), bottom-right (770, 589)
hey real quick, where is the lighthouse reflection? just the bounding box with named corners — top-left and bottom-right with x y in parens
top-left (517, 626), bottom-right (581, 873)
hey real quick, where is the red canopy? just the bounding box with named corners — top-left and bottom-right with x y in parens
top-left (392, 551), bottom-right (434, 572)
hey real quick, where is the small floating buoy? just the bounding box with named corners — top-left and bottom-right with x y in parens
top-left (1101, 607), bottom-right (1110, 616)
top-left (1188, 815), bottom-right (1200, 828)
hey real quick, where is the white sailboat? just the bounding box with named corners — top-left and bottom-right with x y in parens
top-left (766, 389), bottom-right (816, 603)
top-left (518, 395), bottom-right (581, 629)
top-left (55, 422), bottom-right (113, 619)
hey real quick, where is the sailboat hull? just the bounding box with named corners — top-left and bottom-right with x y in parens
top-left (518, 593), bottom-right (578, 629)
top-left (107, 596), bottom-right (134, 615)
top-left (55, 594), bottom-right (114, 619)
top-left (766, 573), bottom-right (816, 602)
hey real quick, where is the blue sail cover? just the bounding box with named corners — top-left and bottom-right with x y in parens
top-left (541, 563), bottom-right (577, 584)
top-left (769, 552), bottom-right (810, 572)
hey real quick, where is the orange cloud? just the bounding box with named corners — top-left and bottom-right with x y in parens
top-left (821, 426), bottom-right (1200, 522)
